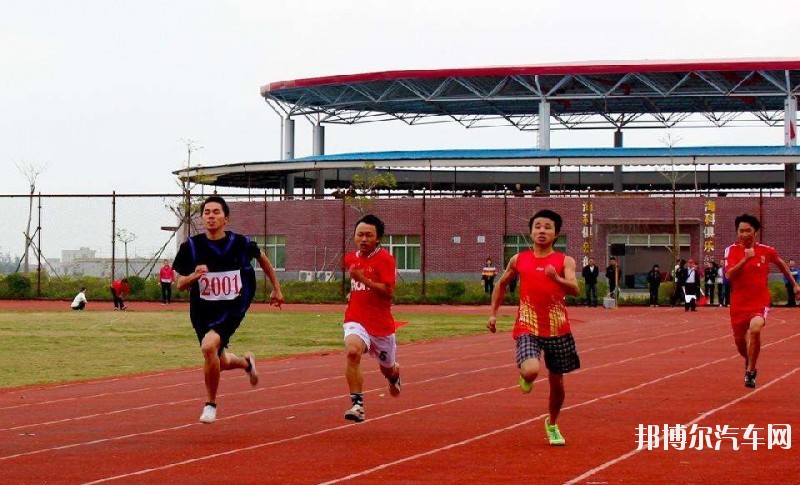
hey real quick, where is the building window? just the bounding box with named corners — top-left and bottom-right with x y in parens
top-left (608, 234), bottom-right (690, 247)
top-left (503, 234), bottom-right (566, 265)
top-left (252, 235), bottom-right (286, 270)
top-left (381, 235), bottom-right (421, 271)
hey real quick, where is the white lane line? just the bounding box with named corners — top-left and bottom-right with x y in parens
top-left (73, 330), bottom-right (790, 483)
top-left (563, 367), bottom-right (800, 485)
top-left (1, 320), bottom-right (731, 432)
top-left (320, 335), bottom-right (800, 484)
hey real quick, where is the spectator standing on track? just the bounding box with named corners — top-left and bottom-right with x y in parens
top-left (159, 259), bottom-right (176, 305)
top-left (173, 195), bottom-right (284, 423)
top-left (646, 264), bottom-right (662, 307)
top-left (581, 257), bottom-right (599, 307)
top-left (481, 258), bottom-right (498, 295)
top-left (724, 214), bottom-right (800, 389)
top-left (704, 261), bottom-right (718, 306)
top-left (784, 259), bottom-right (798, 307)
top-left (342, 214), bottom-right (401, 423)
top-left (683, 259), bottom-right (700, 312)
top-left (71, 287), bottom-right (87, 310)
top-left (670, 259), bottom-right (687, 306)
top-left (718, 259), bottom-right (729, 307)
top-left (487, 209), bottom-right (581, 446)
top-left (109, 278), bottom-right (130, 310)
top-left (605, 256), bottom-right (619, 299)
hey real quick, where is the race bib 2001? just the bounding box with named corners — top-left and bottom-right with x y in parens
top-left (199, 270), bottom-right (242, 301)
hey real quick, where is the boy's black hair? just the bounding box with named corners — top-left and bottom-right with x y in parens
top-left (734, 213), bottom-right (761, 232)
top-left (201, 195), bottom-right (230, 217)
top-left (355, 214), bottom-right (385, 239)
top-left (528, 209), bottom-right (563, 233)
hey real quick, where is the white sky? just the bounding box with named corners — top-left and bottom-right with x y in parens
top-left (2, 0), bottom-right (799, 196)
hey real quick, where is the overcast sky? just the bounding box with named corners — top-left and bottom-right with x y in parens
top-left (2, 0), bottom-right (799, 196)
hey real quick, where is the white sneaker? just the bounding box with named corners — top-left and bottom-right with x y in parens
top-left (245, 353), bottom-right (258, 386)
top-left (199, 404), bottom-right (217, 423)
top-left (344, 403), bottom-right (365, 423)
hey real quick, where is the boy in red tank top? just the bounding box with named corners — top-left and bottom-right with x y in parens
top-left (724, 213), bottom-right (799, 389)
top-left (487, 209), bottom-right (580, 445)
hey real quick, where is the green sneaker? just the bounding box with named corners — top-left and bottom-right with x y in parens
top-left (518, 376), bottom-right (533, 394)
top-left (544, 417), bottom-right (565, 445)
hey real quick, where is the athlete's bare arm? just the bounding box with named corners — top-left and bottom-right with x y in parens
top-left (177, 264), bottom-right (208, 291)
top-left (487, 255), bottom-right (519, 333)
top-left (257, 251), bottom-right (285, 307)
top-left (545, 256), bottom-right (580, 296)
top-left (349, 268), bottom-right (394, 300)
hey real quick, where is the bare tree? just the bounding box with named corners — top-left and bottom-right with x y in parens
top-left (166, 138), bottom-right (208, 239)
top-left (656, 133), bottom-right (687, 269)
top-left (15, 161), bottom-right (47, 273)
top-left (115, 228), bottom-right (137, 277)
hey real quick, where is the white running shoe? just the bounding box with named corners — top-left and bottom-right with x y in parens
top-left (344, 403), bottom-right (365, 423)
top-left (199, 404), bottom-right (217, 423)
top-left (245, 353), bottom-right (258, 386)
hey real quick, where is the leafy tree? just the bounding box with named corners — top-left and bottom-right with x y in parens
top-left (346, 162), bottom-right (397, 214)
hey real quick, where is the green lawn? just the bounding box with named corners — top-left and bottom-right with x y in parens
top-left (0, 310), bottom-right (495, 389)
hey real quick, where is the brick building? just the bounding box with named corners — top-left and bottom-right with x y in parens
top-left (225, 195), bottom-right (799, 288)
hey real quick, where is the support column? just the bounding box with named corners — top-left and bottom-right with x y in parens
top-left (313, 123), bottom-right (325, 199)
top-left (785, 97), bottom-right (797, 196)
top-left (784, 164), bottom-right (797, 197)
top-left (613, 129), bottom-right (623, 194)
top-left (282, 118), bottom-right (295, 199)
top-left (538, 166), bottom-right (550, 195)
top-left (537, 99), bottom-right (551, 194)
top-left (538, 99), bottom-right (550, 150)
top-left (784, 96), bottom-right (797, 147)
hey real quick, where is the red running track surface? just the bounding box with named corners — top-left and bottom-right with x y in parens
top-left (0, 306), bottom-right (798, 483)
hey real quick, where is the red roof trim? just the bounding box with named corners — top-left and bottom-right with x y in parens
top-left (263, 58), bottom-right (800, 94)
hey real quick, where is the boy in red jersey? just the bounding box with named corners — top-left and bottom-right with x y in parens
top-left (724, 214), bottom-right (799, 389)
top-left (342, 214), bottom-right (401, 423)
top-left (487, 209), bottom-right (580, 445)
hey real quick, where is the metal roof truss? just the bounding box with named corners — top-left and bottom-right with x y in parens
top-left (265, 69), bottom-right (800, 130)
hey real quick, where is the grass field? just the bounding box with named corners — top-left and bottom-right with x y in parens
top-left (0, 309), bottom-right (495, 389)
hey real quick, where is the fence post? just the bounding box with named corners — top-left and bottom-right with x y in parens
top-left (264, 190), bottom-right (278, 303)
top-left (421, 191), bottom-right (426, 297)
top-left (111, 191), bottom-right (116, 283)
top-left (341, 195), bottom-right (346, 298)
top-left (36, 192), bottom-right (42, 297)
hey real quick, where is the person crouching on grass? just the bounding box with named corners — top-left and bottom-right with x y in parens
top-left (173, 195), bottom-right (285, 423)
top-left (487, 209), bottom-right (581, 446)
top-left (342, 214), bottom-right (401, 423)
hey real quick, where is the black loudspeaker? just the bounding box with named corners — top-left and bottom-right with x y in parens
top-left (610, 243), bottom-right (626, 256)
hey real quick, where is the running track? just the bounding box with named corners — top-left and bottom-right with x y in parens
top-left (1, 306), bottom-right (798, 483)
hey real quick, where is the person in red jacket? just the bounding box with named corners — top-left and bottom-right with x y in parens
top-left (109, 278), bottom-right (130, 310)
top-left (159, 259), bottom-right (176, 305)
top-left (342, 214), bottom-right (401, 423)
top-left (724, 214), bottom-right (800, 389)
top-left (487, 209), bottom-right (580, 446)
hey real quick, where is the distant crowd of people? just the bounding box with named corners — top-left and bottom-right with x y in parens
top-left (571, 254), bottom-right (799, 311)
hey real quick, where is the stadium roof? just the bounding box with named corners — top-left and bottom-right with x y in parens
top-left (262, 58), bottom-right (800, 130)
top-left (176, 145), bottom-right (800, 190)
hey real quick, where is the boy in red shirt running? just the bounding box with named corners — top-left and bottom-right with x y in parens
top-left (724, 213), bottom-right (799, 388)
top-left (342, 214), bottom-right (401, 423)
top-left (487, 209), bottom-right (580, 445)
